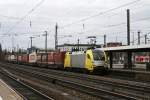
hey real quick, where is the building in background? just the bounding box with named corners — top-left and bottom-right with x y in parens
top-left (107, 42), bottom-right (122, 47)
top-left (57, 43), bottom-right (102, 51)
top-left (27, 47), bottom-right (38, 54)
top-left (105, 42), bottom-right (123, 64)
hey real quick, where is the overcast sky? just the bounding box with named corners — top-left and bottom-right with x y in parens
top-left (0, 0), bottom-right (150, 50)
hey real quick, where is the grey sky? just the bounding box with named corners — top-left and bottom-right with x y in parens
top-left (0, 0), bottom-right (150, 50)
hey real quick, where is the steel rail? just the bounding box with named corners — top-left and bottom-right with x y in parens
top-left (1, 62), bottom-right (150, 99)
top-left (0, 69), bottom-right (54, 100)
top-left (2, 66), bottom-right (138, 100)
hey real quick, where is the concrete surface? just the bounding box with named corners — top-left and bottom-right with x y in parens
top-left (0, 79), bottom-right (23, 100)
top-left (109, 64), bottom-right (146, 69)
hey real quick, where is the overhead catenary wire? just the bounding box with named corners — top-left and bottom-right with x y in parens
top-left (0, 13), bottom-right (56, 25)
top-left (64, 15), bottom-right (150, 36)
top-left (0, 14), bottom-right (22, 20)
top-left (59, 0), bottom-right (141, 29)
top-left (59, 15), bottom-right (150, 38)
top-left (4, 15), bottom-right (150, 38)
top-left (131, 32), bottom-right (150, 43)
top-left (5, 0), bottom-right (45, 35)
top-left (56, 0), bottom-right (142, 44)
top-left (1, 0), bottom-right (141, 38)
top-left (104, 16), bottom-right (150, 28)
top-left (2, 0), bottom-right (148, 49)
top-left (3, 14), bottom-right (150, 38)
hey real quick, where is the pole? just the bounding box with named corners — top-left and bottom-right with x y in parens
top-left (77, 38), bottom-right (79, 51)
top-left (127, 9), bottom-right (130, 45)
top-left (30, 37), bottom-right (34, 53)
top-left (44, 31), bottom-right (48, 64)
top-left (145, 34), bottom-right (147, 44)
top-left (30, 37), bottom-right (33, 49)
top-left (138, 31), bottom-right (140, 45)
top-left (55, 23), bottom-right (58, 50)
top-left (127, 9), bottom-right (132, 69)
top-left (12, 35), bottom-right (14, 52)
top-left (44, 31), bottom-right (48, 53)
top-left (104, 34), bottom-right (106, 47)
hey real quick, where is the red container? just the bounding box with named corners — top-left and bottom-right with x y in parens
top-left (41, 54), bottom-right (47, 62)
top-left (37, 53), bottom-right (48, 65)
top-left (37, 54), bottom-right (42, 62)
top-left (47, 52), bottom-right (54, 64)
top-left (53, 51), bottom-right (66, 65)
top-left (18, 55), bottom-right (22, 62)
top-left (21, 54), bottom-right (29, 63)
top-left (36, 51), bottom-right (66, 66)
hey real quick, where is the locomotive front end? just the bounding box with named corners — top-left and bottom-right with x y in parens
top-left (92, 50), bottom-right (108, 71)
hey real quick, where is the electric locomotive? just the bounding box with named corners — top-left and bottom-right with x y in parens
top-left (64, 49), bottom-right (108, 72)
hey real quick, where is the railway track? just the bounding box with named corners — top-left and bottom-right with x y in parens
top-left (107, 68), bottom-right (150, 83)
top-left (0, 64), bottom-right (100, 100)
top-left (8, 63), bottom-right (150, 93)
top-left (14, 68), bottom-right (150, 99)
top-left (0, 69), bottom-right (54, 100)
top-left (1, 67), bottom-right (135, 100)
top-left (1, 63), bottom-right (150, 100)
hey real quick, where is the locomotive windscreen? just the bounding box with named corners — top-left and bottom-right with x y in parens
top-left (92, 50), bottom-right (105, 61)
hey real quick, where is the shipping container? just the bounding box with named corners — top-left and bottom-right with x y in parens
top-left (47, 52), bottom-right (54, 64)
top-left (22, 54), bottom-right (29, 63)
top-left (29, 52), bottom-right (37, 63)
top-left (54, 51), bottom-right (66, 65)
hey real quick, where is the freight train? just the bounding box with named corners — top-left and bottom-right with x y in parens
top-left (4, 49), bottom-right (108, 73)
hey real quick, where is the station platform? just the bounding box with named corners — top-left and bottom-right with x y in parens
top-left (0, 79), bottom-right (23, 100)
top-left (110, 68), bottom-right (150, 73)
top-left (109, 68), bottom-right (150, 83)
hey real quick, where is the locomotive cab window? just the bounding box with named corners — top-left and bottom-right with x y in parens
top-left (87, 54), bottom-right (91, 59)
top-left (92, 50), bottom-right (105, 61)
